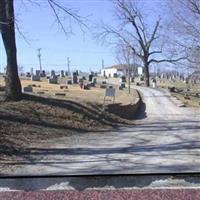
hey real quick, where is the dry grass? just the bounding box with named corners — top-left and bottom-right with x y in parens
top-left (19, 78), bottom-right (137, 105)
top-left (157, 79), bottom-right (200, 107)
top-left (0, 76), bottom-right (139, 161)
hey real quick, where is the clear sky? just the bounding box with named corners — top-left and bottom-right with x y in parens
top-left (0, 0), bottom-right (166, 73)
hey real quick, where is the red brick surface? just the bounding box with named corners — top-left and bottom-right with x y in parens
top-left (1, 189), bottom-right (200, 200)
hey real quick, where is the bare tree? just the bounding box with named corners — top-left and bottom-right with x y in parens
top-left (0, 0), bottom-right (87, 101)
top-left (168, 0), bottom-right (200, 71)
top-left (0, 0), bottom-right (22, 101)
top-left (116, 43), bottom-right (133, 94)
top-left (99, 0), bottom-right (185, 86)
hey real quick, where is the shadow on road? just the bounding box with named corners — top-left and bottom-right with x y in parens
top-left (133, 101), bottom-right (147, 120)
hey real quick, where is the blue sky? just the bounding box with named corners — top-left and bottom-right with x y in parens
top-left (0, 0), bottom-right (165, 73)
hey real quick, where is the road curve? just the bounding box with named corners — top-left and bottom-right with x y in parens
top-left (2, 86), bottom-right (200, 176)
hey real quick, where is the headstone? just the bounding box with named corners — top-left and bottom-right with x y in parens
top-left (26, 72), bottom-right (31, 78)
top-left (92, 77), bottom-right (97, 84)
top-left (36, 70), bottom-right (40, 77)
top-left (23, 86), bottom-right (33, 93)
top-left (31, 75), bottom-right (40, 81)
top-left (37, 91), bottom-right (45, 94)
top-left (100, 81), bottom-right (107, 89)
top-left (51, 70), bottom-right (56, 77)
top-left (60, 85), bottom-right (68, 89)
top-left (90, 82), bottom-right (95, 87)
top-left (79, 78), bottom-right (84, 89)
top-left (83, 83), bottom-right (91, 90)
top-left (152, 78), bottom-right (157, 88)
top-left (55, 93), bottom-right (66, 96)
top-left (65, 71), bottom-right (68, 76)
top-left (60, 70), bottom-right (65, 78)
top-left (138, 67), bottom-right (143, 75)
top-left (40, 70), bottom-right (46, 77)
top-left (30, 68), bottom-right (34, 76)
top-left (48, 75), bottom-right (58, 84)
top-left (89, 74), bottom-right (93, 82)
top-left (72, 72), bottom-right (78, 84)
top-left (120, 83), bottom-right (126, 88)
top-left (67, 80), bottom-right (72, 85)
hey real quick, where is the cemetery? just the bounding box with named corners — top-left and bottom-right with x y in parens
top-left (114, 71), bottom-right (200, 108)
top-left (0, 74), bottom-right (140, 166)
top-left (155, 75), bottom-right (200, 107)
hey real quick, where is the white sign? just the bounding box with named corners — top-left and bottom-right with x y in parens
top-left (138, 67), bottom-right (143, 75)
top-left (105, 88), bottom-right (116, 97)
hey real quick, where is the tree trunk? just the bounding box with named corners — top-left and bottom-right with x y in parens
top-left (0, 0), bottom-right (22, 101)
top-left (144, 62), bottom-right (150, 87)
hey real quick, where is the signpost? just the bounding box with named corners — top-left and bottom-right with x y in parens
top-left (104, 88), bottom-right (116, 104)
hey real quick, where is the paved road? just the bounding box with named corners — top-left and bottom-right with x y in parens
top-left (2, 86), bottom-right (200, 176)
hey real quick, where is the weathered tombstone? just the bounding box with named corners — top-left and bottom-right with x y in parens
top-left (37, 91), bottom-right (45, 94)
top-left (48, 75), bottom-right (58, 84)
top-left (60, 70), bottom-right (65, 78)
top-left (60, 85), bottom-right (68, 89)
top-left (23, 86), bottom-right (33, 93)
top-left (83, 83), bottom-right (91, 90)
top-left (26, 72), bottom-right (31, 78)
top-left (30, 68), bottom-right (34, 76)
top-left (36, 70), bottom-right (40, 77)
top-left (51, 70), bottom-right (56, 77)
top-left (72, 72), bottom-right (78, 84)
top-left (89, 74), bottom-right (93, 82)
top-left (168, 86), bottom-right (176, 92)
top-left (31, 75), bottom-right (40, 81)
top-left (90, 82), bottom-right (95, 87)
top-left (92, 77), bottom-right (97, 84)
top-left (79, 78), bottom-right (84, 89)
top-left (100, 81), bottom-right (107, 89)
top-left (67, 80), bottom-right (72, 85)
top-left (152, 78), bottom-right (157, 88)
top-left (55, 93), bottom-right (66, 96)
top-left (65, 71), bottom-right (68, 76)
top-left (40, 70), bottom-right (46, 77)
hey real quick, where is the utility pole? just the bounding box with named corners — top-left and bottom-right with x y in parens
top-left (67, 57), bottom-right (70, 75)
top-left (102, 59), bottom-right (104, 69)
top-left (37, 48), bottom-right (42, 75)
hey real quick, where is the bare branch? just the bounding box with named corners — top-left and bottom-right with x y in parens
top-left (47, 0), bottom-right (88, 33)
top-left (149, 50), bottom-right (162, 56)
top-left (148, 57), bottom-right (187, 65)
top-left (147, 20), bottom-right (160, 49)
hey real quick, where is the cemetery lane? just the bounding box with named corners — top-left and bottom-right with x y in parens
top-left (1, 86), bottom-right (200, 175)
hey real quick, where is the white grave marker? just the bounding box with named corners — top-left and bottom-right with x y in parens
top-left (138, 67), bottom-right (143, 75)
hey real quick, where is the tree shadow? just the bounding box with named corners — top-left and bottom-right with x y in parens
top-left (22, 93), bottom-right (133, 127)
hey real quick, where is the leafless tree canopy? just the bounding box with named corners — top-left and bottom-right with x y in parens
top-left (99, 0), bottom-right (185, 86)
top-left (168, 0), bottom-right (200, 70)
top-left (0, 0), bottom-right (88, 101)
